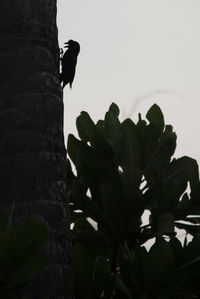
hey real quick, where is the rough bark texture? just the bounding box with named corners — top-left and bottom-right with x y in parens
top-left (0, 1), bottom-right (73, 298)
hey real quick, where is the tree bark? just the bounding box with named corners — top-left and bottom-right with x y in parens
top-left (0, 1), bottom-right (73, 298)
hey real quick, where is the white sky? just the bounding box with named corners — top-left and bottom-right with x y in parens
top-left (57, 0), bottom-right (200, 244)
top-left (57, 0), bottom-right (200, 165)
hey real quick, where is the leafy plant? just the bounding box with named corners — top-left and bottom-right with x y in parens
top-left (0, 202), bottom-right (49, 299)
top-left (67, 103), bottom-right (200, 298)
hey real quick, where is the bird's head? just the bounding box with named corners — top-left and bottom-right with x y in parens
top-left (64, 40), bottom-right (80, 55)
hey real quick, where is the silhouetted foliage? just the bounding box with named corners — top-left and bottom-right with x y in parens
top-left (0, 203), bottom-right (49, 299)
top-left (67, 103), bottom-right (200, 298)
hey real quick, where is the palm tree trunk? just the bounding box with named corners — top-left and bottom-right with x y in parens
top-left (0, 1), bottom-right (73, 298)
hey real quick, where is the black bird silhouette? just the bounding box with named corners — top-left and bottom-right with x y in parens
top-left (60, 40), bottom-right (80, 89)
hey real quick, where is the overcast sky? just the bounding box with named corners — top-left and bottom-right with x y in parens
top-left (57, 0), bottom-right (200, 245)
top-left (57, 0), bottom-right (200, 165)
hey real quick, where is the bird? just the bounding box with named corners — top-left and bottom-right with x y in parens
top-left (60, 40), bottom-right (80, 89)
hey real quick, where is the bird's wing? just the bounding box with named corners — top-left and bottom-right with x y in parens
top-left (62, 54), bottom-right (77, 83)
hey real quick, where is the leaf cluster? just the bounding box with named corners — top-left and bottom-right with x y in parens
top-left (0, 202), bottom-right (49, 299)
top-left (67, 103), bottom-right (200, 298)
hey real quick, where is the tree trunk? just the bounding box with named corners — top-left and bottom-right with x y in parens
top-left (0, 1), bottom-right (73, 298)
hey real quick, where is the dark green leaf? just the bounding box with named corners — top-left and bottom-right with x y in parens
top-left (186, 217), bottom-right (200, 224)
top-left (0, 228), bottom-right (17, 269)
top-left (72, 242), bottom-right (93, 299)
top-left (115, 273), bottom-right (132, 299)
top-left (6, 255), bottom-right (48, 287)
top-left (169, 237), bottom-right (184, 267)
top-left (102, 273), bottom-right (116, 299)
top-left (121, 119), bottom-right (142, 197)
top-left (92, 255), bottom-right (110, 298)
top-left (156, 213), bottom-right (175, 236)
top-left (76, 111), bottom-right (96, 143)
top-left (175, 222), bottom-right (200, 236)
top-left (94, 255), bottom-right (110, 282)
top-left (101, 181), bottom-right (123, 238)
top-left (104, 103), bottom-right (121, 163)
top-left (147, 239), bottom-right (174, 296)
top-left (146, 104), bottom-right (164, 136)
top-left (76, 231), bottom-right (108, 260)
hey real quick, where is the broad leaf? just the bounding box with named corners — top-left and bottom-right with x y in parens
top-left (146, 104), bottom-right (164, 136)
top-left (72, 242), bottom-right (93, 299)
